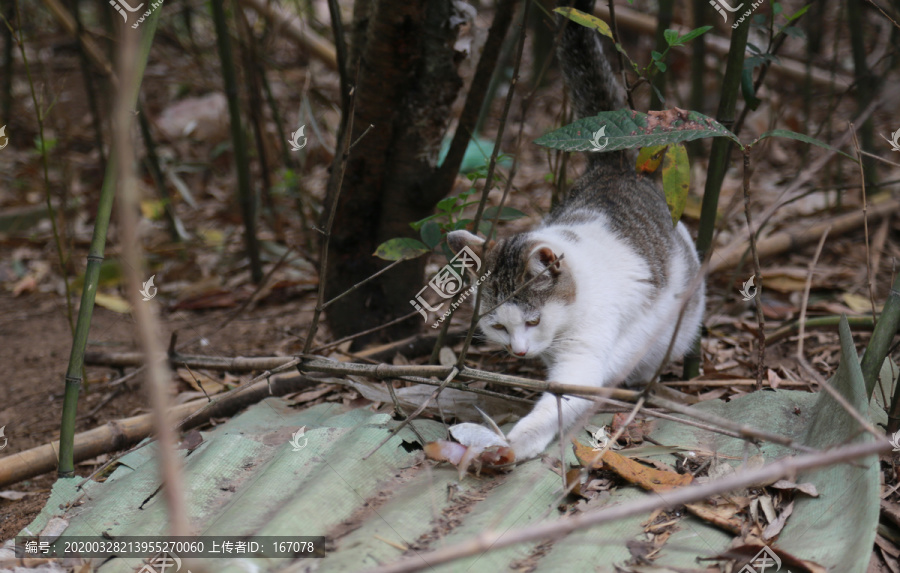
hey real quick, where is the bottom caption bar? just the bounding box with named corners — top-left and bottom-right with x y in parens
top-left (15, 536), bottom-right (326, 558)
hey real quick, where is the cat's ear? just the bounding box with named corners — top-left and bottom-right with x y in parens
top-left (529, 246), bottom-right (562, 277)
top-left (446, 230), bottom-right (494, 256)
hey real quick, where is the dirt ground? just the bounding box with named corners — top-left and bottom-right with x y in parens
top-left (0, 289), bottom-right (318, 540)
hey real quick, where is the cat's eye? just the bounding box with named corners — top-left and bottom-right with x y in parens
top-left (526, 317), bottom-right (541, 327)
top-left (492, 324), bottom-right (507, 332)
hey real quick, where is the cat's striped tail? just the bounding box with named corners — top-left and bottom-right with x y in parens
top-left (556, 0), bottom-right (627, 120)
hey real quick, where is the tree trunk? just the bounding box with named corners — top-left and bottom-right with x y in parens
top-left (322, 0), bottom-right (470, 344)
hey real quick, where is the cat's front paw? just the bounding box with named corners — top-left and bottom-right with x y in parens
top-left (508, 430), bottom-right (553, 461)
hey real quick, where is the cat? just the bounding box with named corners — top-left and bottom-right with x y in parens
top-left (446, 0), bottom-right (705, 461)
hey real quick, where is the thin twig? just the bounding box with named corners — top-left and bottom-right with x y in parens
top-left (864, 0), bottom-right (900, 30)
top-left (742, 149), bottom-right (766, 389)
top-left (605, 0), bottom-right (634, 109)
top-left (362, 367), bottom-right (460, 459)
top-left (112, 16), bottom-right (188, 537)
top-left (797, 228), bottom-right (831, 361)
top-left (384, 381), bottom-right (426, 445)
top-left (303, 68), bottom-right (362, 355)
top-left (851, 123), bottom-right (878, 328)
top-left (320, 259), bottom-right (404, 310)
top-left (311, 310), bottom-right (420, 353)
top-left (10, 1), bottom-right (74, 333)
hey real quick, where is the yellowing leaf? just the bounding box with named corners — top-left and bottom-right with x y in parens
top-left (198, 228), bottom-right (225, 248)
top-left (140, 199), bottom-right (166, 220)
top-left (636, 145), bottom-right (667, 173)
top-left (764, 275), bottom-right (808, 293)
top-left (94, 292), bottom-right (132, 313)
top-left (553, 7), bottom-right (614, 41)
top-left (661, 143), bottom-right (689, 225)
top-left (842, 292), bottom-right (881, 314)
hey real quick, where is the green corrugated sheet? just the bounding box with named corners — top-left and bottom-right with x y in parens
top-left (21, 320), bottom-right (880, 572)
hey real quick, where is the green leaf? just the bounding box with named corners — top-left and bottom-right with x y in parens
top-left (420, 220), bottom-right (443, 249)
top-left (781, 25), bottom-right (805, 39)
top-left (661, 144), bottom-right (689, 225)
top-left (534, 109), bottom-right (739, 153)
top-left (755, 129), bottom-right (855, 160)
top-left (552, 7), bottom-right (614, 41)
top-left (785, 3), bottom-right (811, 22)
top-left (373, 238), bottom-right (430, 261)
top-left (483, 205), bottom-right (527, 222)
top-left (409, 213), bottom-right (438, 232)
top-left (663, 29), bottom-right (678, 46)
top-left (675, 25), bottom-right (713, 45)
top-left (654, 61), bottom-right (667, 73)
top-left (650, 50), bottom-right (663, 61)
top-left (635, 145), bottom-right (668, 173)
top-left (741, 67), bottom-right (762, 111)
top-left (436, 196), bottom-right (459, 213)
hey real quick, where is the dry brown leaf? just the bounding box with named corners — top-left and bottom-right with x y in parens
top-left (594, 447), bottom-right (693, 492)
top-left (177, 368), bottom-right (226, 395)
top-left (684, 500), bottom-right (743, 534)
top-left (763, 500), bottom-right (794, 540)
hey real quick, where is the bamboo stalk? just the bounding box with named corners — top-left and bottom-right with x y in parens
top-left (57, 8), bottom-right (161, 478)
top-left (710, 195), bottom-right (900, 274)
top-left (0, 375), bottom-right (317, 488)
top-left (211, 0), bottom-right (263, 283)
top-left (683, 12), bottom-right (750, 379)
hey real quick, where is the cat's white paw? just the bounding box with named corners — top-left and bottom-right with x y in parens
top-left (508, 430), bottom-right (553, 461)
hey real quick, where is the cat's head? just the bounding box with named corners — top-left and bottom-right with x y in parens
top-left (447, 230), bottom-right (575, 359)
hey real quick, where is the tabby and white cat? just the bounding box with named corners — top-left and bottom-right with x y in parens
top-left (447, 0), bottom-right (705, 460)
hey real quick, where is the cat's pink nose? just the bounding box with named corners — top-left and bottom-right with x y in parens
top-left (514, 350), bottom-right (527, 357)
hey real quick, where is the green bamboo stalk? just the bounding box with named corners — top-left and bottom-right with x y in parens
top-left (846, 0), bottom-right (877, 188)
top-left (683, 18), bottom-right (751, 380)
top-left (57, 11), bottom-right (161, 478)
top-left (688, 0), bottom-right (707, 158)
top-left (211, 0), bottom-right (263, 284)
